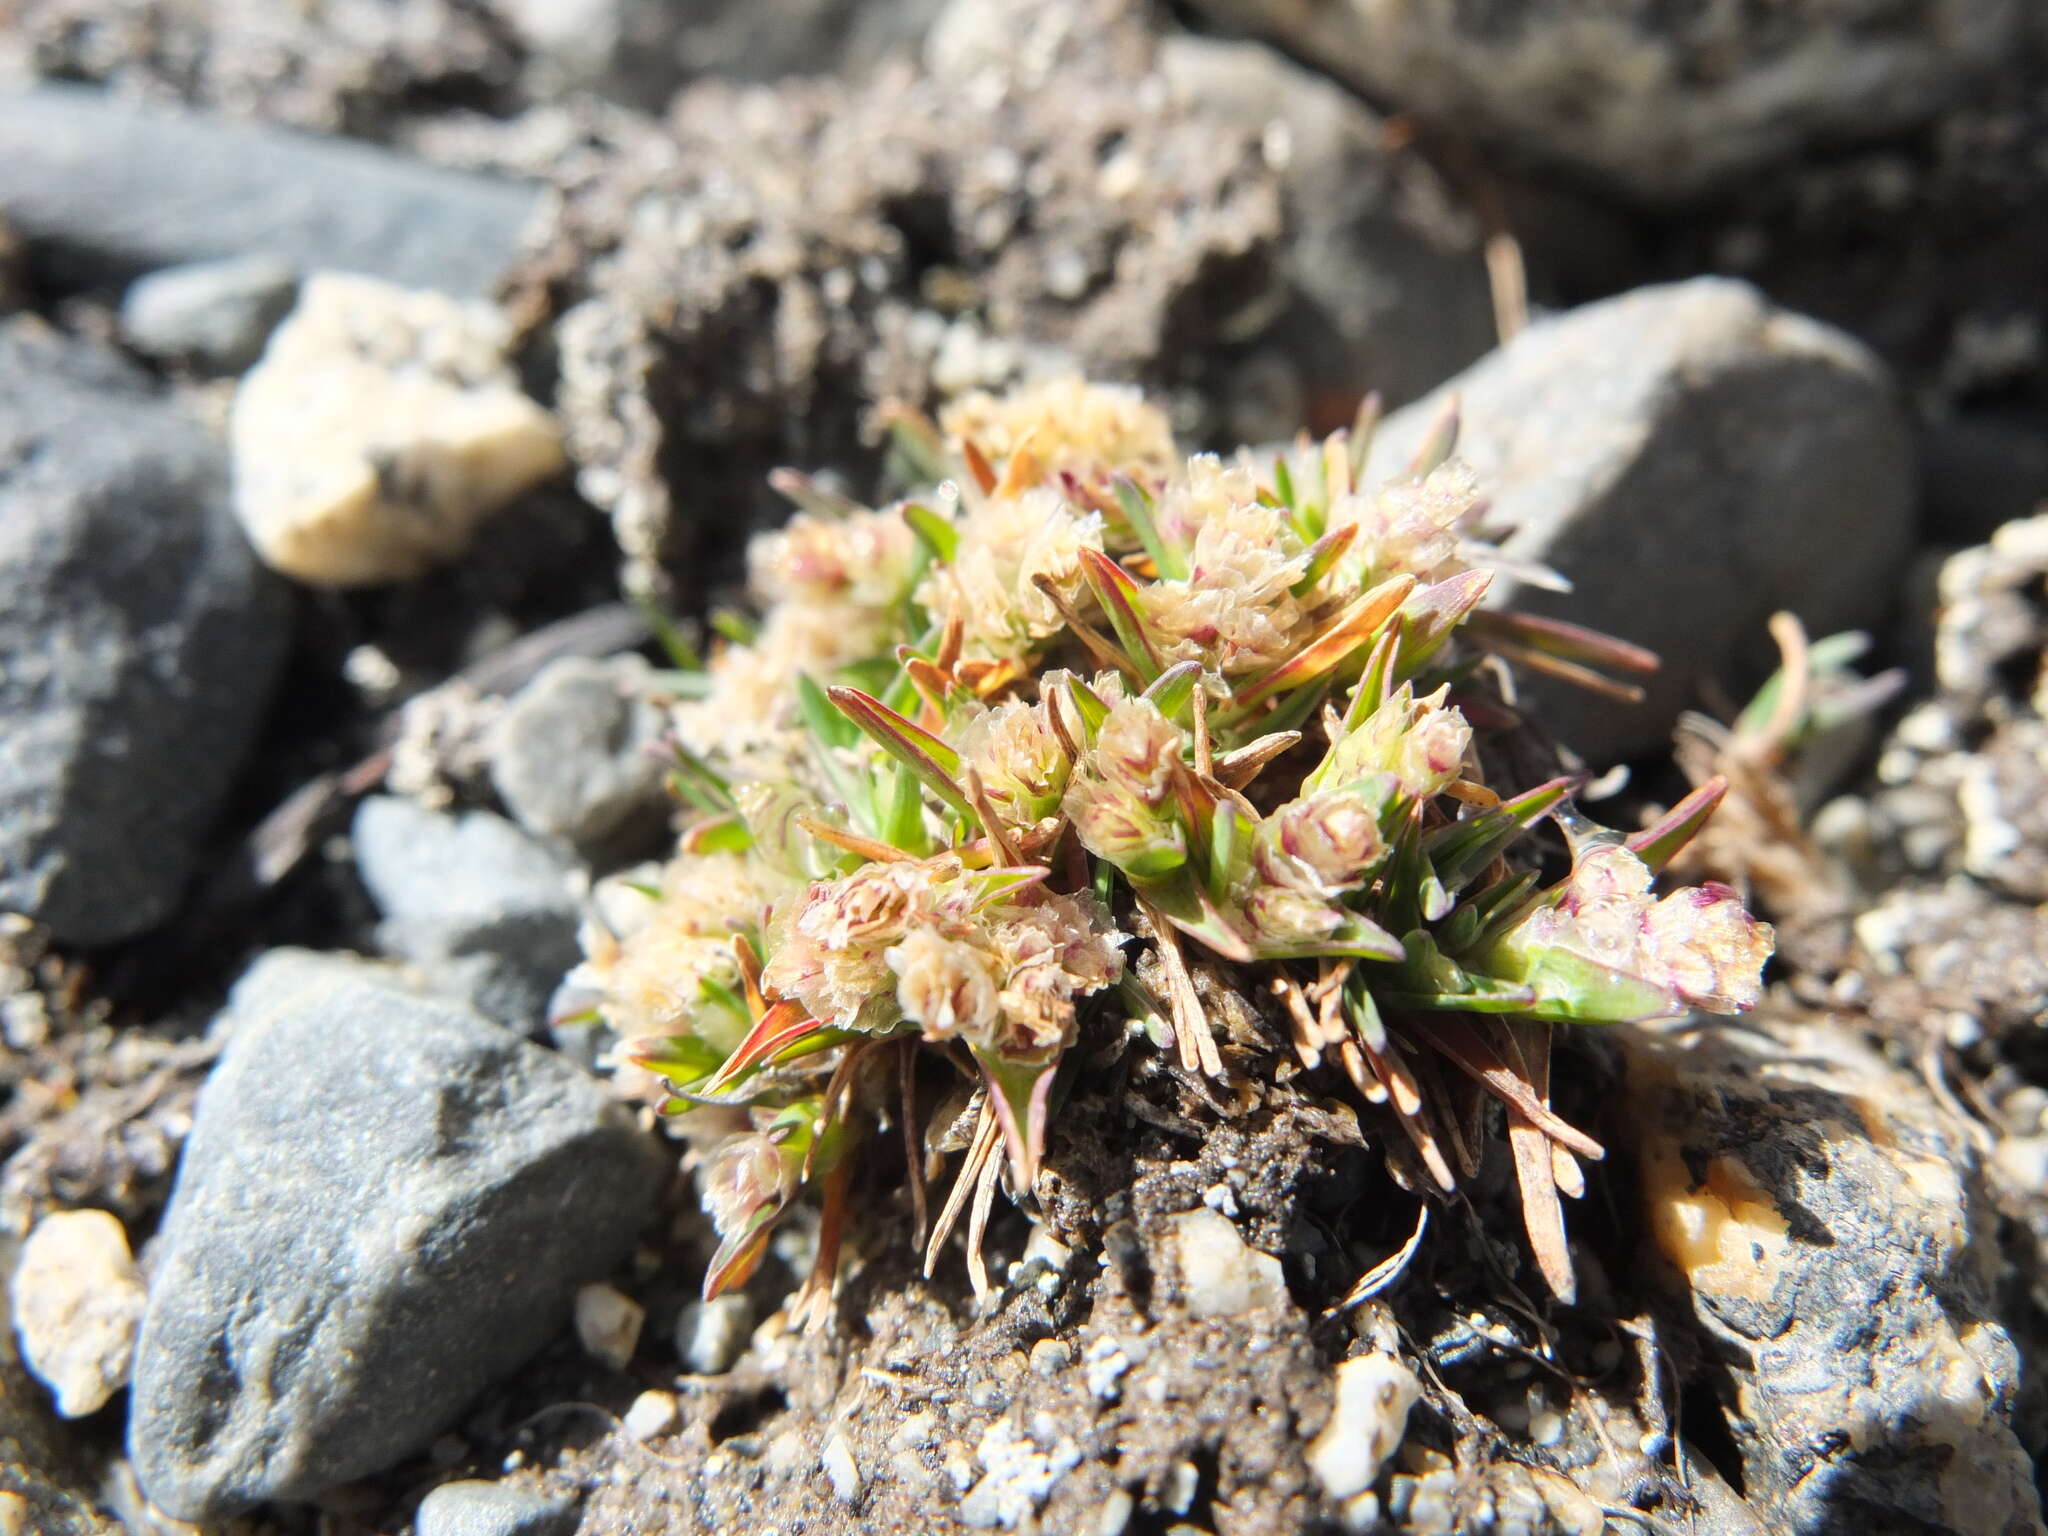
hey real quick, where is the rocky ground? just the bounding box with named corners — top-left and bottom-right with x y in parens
top-left (2, 1), bottom-right (2046, 1533)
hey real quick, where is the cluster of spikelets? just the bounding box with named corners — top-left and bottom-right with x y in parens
top-left (563, 378), bottom-right (1775, 1313)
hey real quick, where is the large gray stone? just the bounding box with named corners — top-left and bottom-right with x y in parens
top-left (1185, 0), bottom-right (2028, 201)
top-left (0, 321), bottom-right (290, 946)
top-left (0, 86), bottom-right (540, 297)
top-left (352, 797), bottom-right (583, 1031)
top-left (127, 950), bottom-right (668, 1521)
top-left (1363, 279), bottom-right (1913, 763)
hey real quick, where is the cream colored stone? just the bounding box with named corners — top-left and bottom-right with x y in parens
top-left (572, 1281), bottom-right (643, 1370)
top-left (1306, 1352), bottom-right (1422, 1503)
top-left (9, 1208), bottom-right (147, 1417)
top-left (1165, 1207), bottom-right (1286, 1319)
top-left (230, 272), bottom-right (563, 586)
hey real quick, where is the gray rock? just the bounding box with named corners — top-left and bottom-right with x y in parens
top-left (119, 256), bottom-right (299, 375)
top-left (1156, 34), bottom-right (1494, 419)
top-left (127, 949), bottom-right (668, 1521)
top-left (1363, 278), bottom-right (1913, 763)
top-left (0, 321), bottom-right (290, 946)
top-left (352, 797), bottom-right (582, 1031)
top-left (488, 656), bottom-right (669, 858)
top-left (0, 86), bottom-right (540, 297)
top-left (1625, 1022), bottom-right (2041, 1536)
top-left (1185, 0), bottom-right (2027, 201)
top-left (415, 1479), bottom-right (578, 1536)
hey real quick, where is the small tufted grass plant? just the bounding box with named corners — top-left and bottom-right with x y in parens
top-left (563, 378), bottom-right (1774, 1315)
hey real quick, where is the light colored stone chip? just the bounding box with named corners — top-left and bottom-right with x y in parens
top-left (1305, 1351), bottom-right (1422, 1504)
top-left (10, 1208), bottom-right (148, 1418)
top-left (230, 272), bottom-right (564, 586)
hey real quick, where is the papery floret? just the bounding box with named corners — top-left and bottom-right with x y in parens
top-left (940, 376), bottom-right (1177, 483)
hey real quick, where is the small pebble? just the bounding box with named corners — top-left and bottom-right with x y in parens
top-left (414, 1479), bottom-right (577, 1536)
top-left (1163, 1459), bottom-right (1200, 1514)
top-left (1165, 1208), bottom-right (1286, 1319)
top-left (623, 1389), bottom-right (679, 1441)
top-left (9, 1208), bottom-right (147, 1417)
top-left (1529, 1409), bottom-right (1565, 1446)
top-left (1306, 1352), bottom-right (1423, 1502)
top-left (822, 1431), bottom-right (862, 1501)
top-left (1095, 1489), bottom-right (1135, 1536)
top-left (675, 1293), bottom-right (754, 1375)
top-left (573, 1283), bottom-right (643, 1370)
top-left (0, 1492), bottom-right (28, 1536)
top-left (1030, 1338), bottom-right (1073, 1376)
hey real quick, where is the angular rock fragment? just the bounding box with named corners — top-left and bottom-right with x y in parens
top-left (119, 255), bottom-right (300, 376)
top-left (414, 1479), bottom-right (578, 1536)
top-left (0, 321), bottom-right (289, 945)
top-left (127, 950), bottom-right (667, 1521)
top-left (1626, 1022), bottom-right (2041, 1536)
top-left (231, 273), bottom-right (565, 586)
top-left (1365, 279), bottom-right (1913, 761)
top-left (0, 1235), bottom-right (110, 1536)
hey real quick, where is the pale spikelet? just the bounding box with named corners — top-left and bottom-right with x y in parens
top-left (1325, 683), bottom-right (1473, 801)
top-left (576, 852), bottom-right (787, 1047)
top-left (941, 376), bottom-right (1177, 483)
top-left (953, 698), bottom-right (1071, 826)
top-left (701, 1130), bottom-right (792, 1240)
top-left (1506, 846), bottom-right (1773, 1014)
top-left (985, 891), bottom-right (1126, 1054)
top-left (1090, 696), bottom-right (1183, 806)
top-left (916, 486), bottom-right (1107, 664)
top-left (887, 927), bottom-right (1003, 1041)
top-left (748, 506), bottom-right (919, 610)
top-left (764, 858), bottom-right (954, 1028)
top-left (673, 603), bottom-right (892, 768)
top-left (1262, 789), bottom-right (1387, 896)
top-left (1329, 461), bottom-right (1484, 586)
top-left (1143, 458), bottom-right (1313, 670)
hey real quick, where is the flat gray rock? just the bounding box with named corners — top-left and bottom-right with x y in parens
top-left (1363, 278), bottom-right (1913, 763)
top-left (0, 86), bottom-right (540, 297)
top-left (352, 796), bottom-right (584, 1031)
top-left (0, 320), bottom-right (290, 945)
top-left (127, 950), bottom-right (667, 1522)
